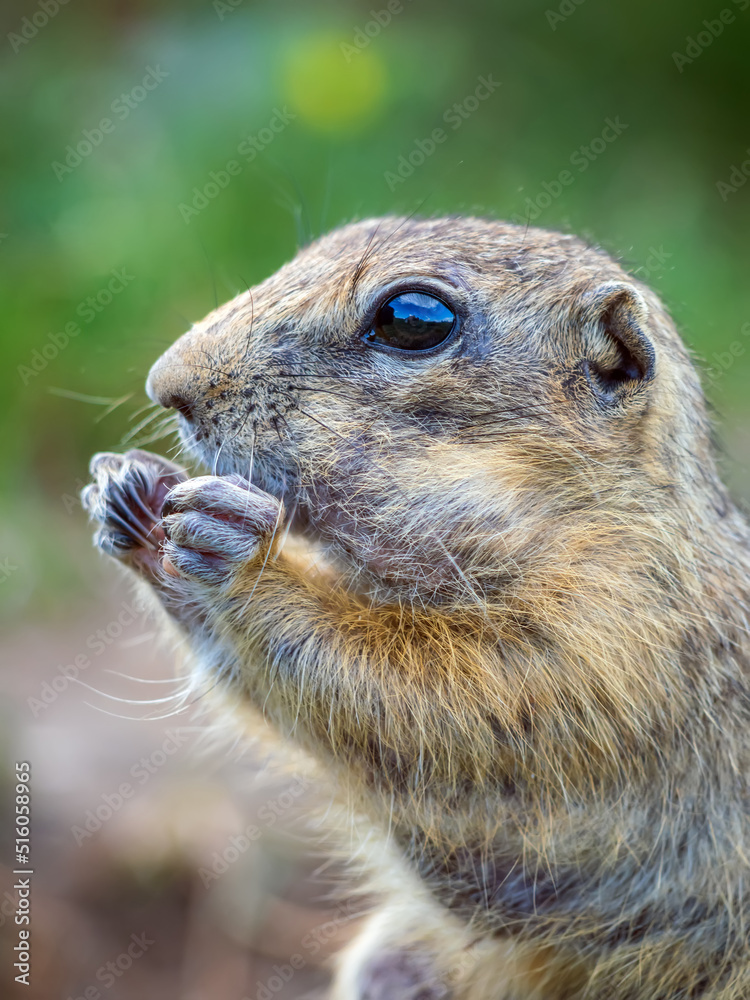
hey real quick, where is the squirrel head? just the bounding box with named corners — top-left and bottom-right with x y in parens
top-left (147, 216), bottom-right (714, 603)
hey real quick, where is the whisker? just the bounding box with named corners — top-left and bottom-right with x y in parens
top-left (81, 701), bottom-right (161, 721)
top-left (242, 287), bottom-right (256, 363)
top-left (127, 400), bottom-right (163, 422)
top-left (274, 498), bottom-right (298, 557)
top-left (349, 206), bottom-right (432, 299)
top-left (278, 392), bottom-right (499, 612)
top-left (127, 416), bottom-right (178, 449)
top-left (247, 423), bottom-right (257, 485)
top-left (212, 405), bottom-right (256, 475)
top-left (121, 407), bottom-right (173, 444)
top-left (49, 388), bottom-right (134, 423)
top-left (48, 387), bottom-right (131, 406)
top-left (129, 427), bottom-right (177, 448)
top-left (239, 472), bottom-right (287, 616)
top-left (284, 384), bottom-right (360, 405)
top-left (103, 669), bottom-right (187, 684)
top-left (71, 677), bottom-right (191, 706)
top-left (150, 360), bottom-right (236, 379)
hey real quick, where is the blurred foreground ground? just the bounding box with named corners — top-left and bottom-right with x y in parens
top-left (0, 515), bottom-right (361, 1000)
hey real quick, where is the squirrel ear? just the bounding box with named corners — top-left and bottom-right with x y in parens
top-left (578, 282), bottom-right (655, 399)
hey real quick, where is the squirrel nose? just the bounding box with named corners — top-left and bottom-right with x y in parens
top-left (163, 393), bottom-right (195, 420)
top-left (146, 358), bottom-right (196, 421)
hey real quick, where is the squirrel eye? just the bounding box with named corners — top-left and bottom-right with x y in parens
top-left (364, 292), bottom-right (456, 352)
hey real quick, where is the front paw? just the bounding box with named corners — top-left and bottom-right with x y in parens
top-left (81, 449), bottom-right (187, 575)
top-left (160, 476), bottom-right (283, 588)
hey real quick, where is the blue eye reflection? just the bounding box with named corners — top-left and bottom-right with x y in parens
top-left (365, 291), bottom-right (456, 352)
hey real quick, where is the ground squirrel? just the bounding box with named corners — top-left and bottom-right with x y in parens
top-left (82, 216), bottom-right (750, 999)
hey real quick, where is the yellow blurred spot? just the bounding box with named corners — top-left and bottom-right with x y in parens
top-left (282, 33), bottom-right (387, 134)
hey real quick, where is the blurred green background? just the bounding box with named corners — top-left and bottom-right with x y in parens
top-left (1, 4), bottom-right (749, 996)
top-left (2, 0), bottom-right (750, 620)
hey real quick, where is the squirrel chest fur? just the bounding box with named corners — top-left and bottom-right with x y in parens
top-left (82, 217), bottom-right (750, 999)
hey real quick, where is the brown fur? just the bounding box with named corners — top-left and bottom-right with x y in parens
top-left (82, 217), bottom-right (750, 999)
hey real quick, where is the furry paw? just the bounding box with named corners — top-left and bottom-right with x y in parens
top-left (357, 951), bottom-right (451, 1000)
top-left (159, 475), bottom-right (283, 587)
top-left (81, 449), bottom-right (187, 575)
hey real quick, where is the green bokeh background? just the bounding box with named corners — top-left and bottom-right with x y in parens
top-left (2, 0), bottom-right (749, 619)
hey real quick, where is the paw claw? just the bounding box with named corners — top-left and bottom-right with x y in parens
top-left (82, 449), bottom-right (188, 573)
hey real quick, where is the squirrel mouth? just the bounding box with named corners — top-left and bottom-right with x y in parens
top-left (171, 414), bottom-right (333, 554)
top-left (178, 423), bottom-right (305, 519)
top-left (176, 429), bottom-right (415, 586)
